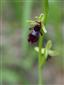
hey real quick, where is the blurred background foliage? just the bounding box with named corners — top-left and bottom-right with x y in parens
top-left (0, 0), bottom-right (64, 85)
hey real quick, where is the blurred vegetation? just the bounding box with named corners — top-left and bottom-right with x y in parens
top-left (0, 0), bottom-right (64, 85)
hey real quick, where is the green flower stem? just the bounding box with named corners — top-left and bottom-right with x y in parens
top-left (38, 0), bottom-right (49, 85)
top-left (38, 35), bottom-right (43, 85)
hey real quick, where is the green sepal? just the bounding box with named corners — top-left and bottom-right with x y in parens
top-left (46, 40), bottom-right (52, 49)
top-left (38, 13), bottom-right (44, 22)
top-left (42, 24), bottom-right (47, 33)
top-left (27, 20), bottom-right (37, 25)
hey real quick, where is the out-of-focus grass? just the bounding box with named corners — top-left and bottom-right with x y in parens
top-left (21, 0), bottom-right (33, 54)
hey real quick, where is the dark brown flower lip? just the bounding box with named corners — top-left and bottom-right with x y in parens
top-left (28, 21), bottom-right (42, 44)
top-left (28, 33), bottom-right (39, 44)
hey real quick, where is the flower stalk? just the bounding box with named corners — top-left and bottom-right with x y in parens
top-left (38, 35), bottom-right (43, 85)
top-left (38, 0), bottom-right (49, 85)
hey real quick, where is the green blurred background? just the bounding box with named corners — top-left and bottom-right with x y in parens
top-left (0, 0), bottom-right (64, 85)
